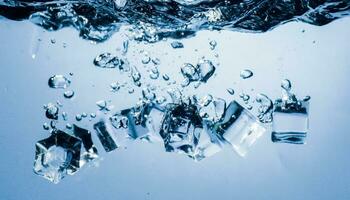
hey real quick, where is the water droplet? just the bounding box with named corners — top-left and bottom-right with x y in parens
top-left (181, 63), bottom-right (199, 82)
top-left (43, 123), bottom-right (50, 130)
top-left (75, 114), bottom-right (82, 121)
top-left (303, 95), bottom-right (311, 101)
top-left (149, 67), bottom-right (159, 79)
top-left (110, 82), bottom-right (120, 92)
top-left (90, 113), bottom-right (96, 118)
top-left (142, 87), bottom-right (156, 101)
top-left (121, 40), bottom-right (129, 55)
top-left (48, 75), bottom-right (71, 89)
top-left (66, 123), bottom-right (72, 129)
top-left (50, 38), bottom-right (56, 44)
top-left (162, 74), bottom-right (170, 81)
top-left (209, 40), bottom-right (217, 50)
top-left (240, 69), bottom-right (253, 79)
top-left (93, 53), bottom-right (124, 68)
top-left (128, 88), bottom-right (135, 94)
top-left (63, 90), bottom-right (74, 98)
top-left (45, 103), bottom-right (59, 120)
top-left (141, 55), bottom-right (151, 64)
top-left (171, 41), bottom-right (184, 49)
top-left (62, 112), bottom-right (68, 121)
top-left (227, 88), bottom-right (235, 95)
top-left (239, 93), bottom-right (250, 103)
top-left (81, 112), bottom-right (88, 118)
top-left (152, 58), bottom-right (161, 65)
top-left (197, 59), bottom-right (216, 82)
top-left (281, 79), bottom-right (292, 91)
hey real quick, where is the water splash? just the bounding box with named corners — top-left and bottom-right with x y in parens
top-left (1, 0), bottom-right (349, 42)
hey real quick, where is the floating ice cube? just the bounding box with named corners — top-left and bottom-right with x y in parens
top-left (33, 130), bottom-right (81, 183)
top-left (213, 101), bottom-right (266, 157)
top-left (72, 125), bottom-right (98, 166)
top-left (272, 99), bottom-right (309, 144)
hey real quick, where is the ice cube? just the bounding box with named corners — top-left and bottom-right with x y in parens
top-left (160, 103), bottom-right (203, 158)
top-left (120, 101), bottom-right (153, 139)
top-left (213, 101), bottom-right (266, 157)
top-left (193, 124), bottom-right (224, 161)
top-left (271, 100), bottom-right (309, 144)
top-left (72, 125), bottom-right (98, 166)
top-left (144, 104), bottom-right (165, 142)
top-left (33, 130), bottom-right (81, 183)
top-left (93, 120), bottom-right (119, 152)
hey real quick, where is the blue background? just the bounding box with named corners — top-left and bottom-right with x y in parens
top-left (0, 16), bottom-right (349, 199)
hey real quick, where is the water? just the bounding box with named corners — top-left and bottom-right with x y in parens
top-left (0, 0), bottom-right (349, 196)
top-left (1, 0), bottom-right (349, 42)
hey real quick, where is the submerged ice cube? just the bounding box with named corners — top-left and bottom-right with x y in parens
top-left (93, 120), bottom-right (119, 152)
top-left (160, 103), bottom-right (203, 158)
top-left (144, 104), bottom-right (165, 142)
top-left (72, 125), bottom-right (98, 166)
top-left (119, 101), bottom-right (171, 142)
top-left (33, 130), bottom-right (81, 183)
top-left (160, 102), bottom-right (224, 160)
top-left (272, 99), bottom-right (309, 144)
top-left (214, 101), bottom-right (266, 157)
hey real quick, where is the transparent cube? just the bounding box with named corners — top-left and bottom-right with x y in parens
top-left (160, 103), bottom-right (203, 158)
top-left (214, 101), bottom-right (266, 157)
top-left (272, 100), bottom-right (309, 144)
top-left (193, 124), bottom-right (224, 161)
top-left (120, 101), bottom-right (152, 139)
top-left (33, 130), bottom-right (81, 183)
top-left (144, 104), bottom-right (165, 142)
top-left (72, 125), bottom-right (99, 166)
top-left (93, 120), bottom-right (119, 152)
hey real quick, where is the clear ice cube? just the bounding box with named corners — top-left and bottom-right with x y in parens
top-left (160, 103), bottom-right (202, 157)
top-left (33, 130), bottom-right (81, 183)
top-left (193, 124), bottom-right (224, 161)
top-left (144, 104), bottom-right (165, 142)
top-left (120, 101), bottom-right (153, 139)
top-left (72, 125), bottom-right (99, 166)
top-left (93, 120), bottom-right (119, 152)
top-left (271, 100), bottom-right (309, 144)
top-left (214, 101), bottom-right (266, 157)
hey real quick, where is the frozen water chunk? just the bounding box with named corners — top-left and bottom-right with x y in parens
top-left (144, 104), bottom-right (165, 142)
top-left (121, 101), bottom-right (162, 140)
top-left (197, 95), bottom-right (226, 123)
top-left (272, 100), bottom-right (309, 144)
top-left (214, 101), bottom-right (266, 157)
top-left (160, 103), bottom-right (223, 160)
top-left (72, 125), bottom-right (98, 166)
top-left (193, 124), bottom-right (224, 161)
top-left (33, 130), bottom-right (81, 183)
top-left (93, 120), bottom-right (119, 152)
top-left (160, 103), bottom-right (203, 158)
